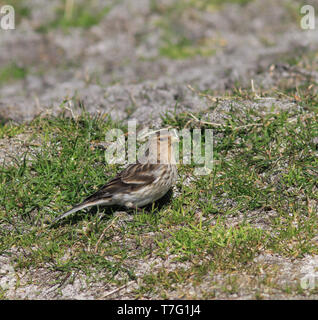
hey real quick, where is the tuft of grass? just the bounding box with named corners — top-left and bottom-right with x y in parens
top-left (0, 63), bottom-right (27, 86)
top-left (159, 37), bottom-right (216, 60)
top-left (36, 2), bottom-right (111, 33)
top-left (0, 120), bottom-right (25, 139)
top-left (150, 0), bottom-right (253, 14)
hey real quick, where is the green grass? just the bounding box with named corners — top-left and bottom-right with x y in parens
top-left (0, 96), bottom-right (317, 298)
top-left (36, 1), bottom-right (111, 33)
top-left (0, 63), bottom-right (27, 87)
top-left (159, 37), bottom-right (216, 60)
top-left (150, 0), bottom-right (253, 14)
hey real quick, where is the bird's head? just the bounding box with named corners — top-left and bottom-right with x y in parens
top-left (140, 129), bottom-right (179, 164)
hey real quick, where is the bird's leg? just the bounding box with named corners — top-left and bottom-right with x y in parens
top-left (125, 202), bottom-right (144, 213)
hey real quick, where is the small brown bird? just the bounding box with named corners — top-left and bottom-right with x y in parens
top-left (51, 130), bottom-right (178, 224)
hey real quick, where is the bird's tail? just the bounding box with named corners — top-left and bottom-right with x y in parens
top-left (51, 199), bottom-right (108, 225)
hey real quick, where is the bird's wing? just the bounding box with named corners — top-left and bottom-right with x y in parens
top-left (119, 163), bottom-right (158, 184)
top-left (83, 163), bottom-right (157, 202)
top-left (51, 163), bottom-right (158, 225)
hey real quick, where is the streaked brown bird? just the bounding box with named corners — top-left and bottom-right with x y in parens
top-left (51, 130), bottom-right (178, 224)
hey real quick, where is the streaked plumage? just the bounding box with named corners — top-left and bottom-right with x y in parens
top-left (51, 131), bottom-right (178, 225)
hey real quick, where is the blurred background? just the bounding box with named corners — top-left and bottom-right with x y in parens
top-left (0, 0), bottom-right (318, 123)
